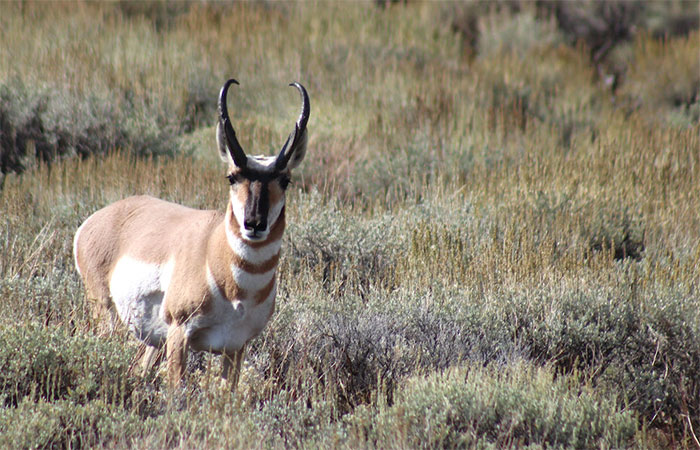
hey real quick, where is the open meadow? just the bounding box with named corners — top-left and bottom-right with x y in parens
top-left (1, 1), bottom-right (699, 448)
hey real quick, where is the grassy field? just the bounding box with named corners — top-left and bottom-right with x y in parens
top-left (1, 1), bottom-right (699, 448)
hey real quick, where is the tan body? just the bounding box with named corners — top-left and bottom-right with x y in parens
top-left (73, 79), bottom-right (309, 388)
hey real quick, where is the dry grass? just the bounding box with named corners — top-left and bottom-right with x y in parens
top-left (1, 1), bottom-right (699, 448)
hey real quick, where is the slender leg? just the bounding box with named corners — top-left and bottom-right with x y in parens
top-left (222, 344), bottom-right (246, 390)
top-left (141, 345), bottom-right (162, 375)
top-left (106, 306), bottom-right (118, 336)
top-left (166, 324), bottom-right (188, 388)
top-left (86, 295), bottom-right (115, 336)
top-left (86, 280), bottom-right (117, 336)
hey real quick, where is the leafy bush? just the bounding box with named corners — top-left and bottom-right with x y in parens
top-left (597, 289), bottom-right (700, 431)
top-left (262, 244), bottom-right (700, 434)
top-left (0, 79), bottom-right (188, 176)
top-left (0, 323), bottom-right (139, 406)
top-left (348, 362), bottom-right (638, 449)
top-left (0, 398), bottom-right (143, 449)
top-left (285, 194), bottom-right (399, 294)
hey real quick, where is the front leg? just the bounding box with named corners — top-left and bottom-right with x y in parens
top-left (222, 344), bottom-right (246, 390)
top-left (166, 323), bottom-right (188, 388)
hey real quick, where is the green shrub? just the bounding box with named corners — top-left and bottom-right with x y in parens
top-left (0, 323), bottom-right (138, 407)
top-left (249, 281), bottom-right (519, 415)
top-left (257, 261), bottom-right (700, 434)
top-left (348, 362), bottom-right (638, 449)
top-left (478, 8), bottom-right (564, 60)
top-left (0, 79), bottom-right (189, 175)
top-left (249, 390), bottom-right (338, 448)
top-left (0, 398), bottom-right (143, 449)
top-left (285, 194), bottom-right (400, 294)
top-left (597, 288), bottom-right (700, 431)
top-left (502, 281), bottom-right (700, 432)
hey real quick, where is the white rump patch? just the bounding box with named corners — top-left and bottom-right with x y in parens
top-left (73, 213), bottom-right (96, 277)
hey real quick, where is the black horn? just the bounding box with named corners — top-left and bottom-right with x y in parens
top-left (218, 79), bottom-right (247, 168)
top-left (276, 82), bottom-right (310, 171)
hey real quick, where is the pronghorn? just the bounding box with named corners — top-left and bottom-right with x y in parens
top-left (73, 79), bottom-right (309, 388)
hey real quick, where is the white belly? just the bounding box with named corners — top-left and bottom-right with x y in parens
top-left (109, 256), bottom-right (171, 347)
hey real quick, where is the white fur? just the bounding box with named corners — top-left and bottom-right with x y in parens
top-left (266, 198), bottom-right (286, 234)
top-left (107, 251), bottom-right (275, 353)
top-left (109, 256), bottom-right (170, 346)
top-left (73, 212), bottom-right (97, 277)
top-left (230, 265), bottom-right (276, 291)
top-left (160, 258), bottom-right (175, 292)
top-left (73, 221), bottom-right (86, 277)
top-left (185, 264), bottom-right (274, 353)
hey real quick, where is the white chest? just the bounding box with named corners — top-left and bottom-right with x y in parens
top-left (185, 264), bottom-right (276, 353)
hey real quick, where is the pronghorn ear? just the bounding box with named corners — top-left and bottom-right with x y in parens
top-left (281, 127), bottom-right (308, 171)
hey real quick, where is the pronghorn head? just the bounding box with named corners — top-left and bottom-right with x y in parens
top-left (216, 79), bottom-right (309, 242)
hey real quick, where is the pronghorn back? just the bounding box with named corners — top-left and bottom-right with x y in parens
top-left (73, 79), bottom-right (309, 388)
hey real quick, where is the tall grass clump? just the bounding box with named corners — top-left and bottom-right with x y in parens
top-left (0, 1), bottom-right (699, 448)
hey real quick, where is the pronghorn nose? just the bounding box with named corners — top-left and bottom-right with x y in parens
top-left (244, 180), bottom-right (269, 234)
top-left (244, 218), bottom-right (266, 233)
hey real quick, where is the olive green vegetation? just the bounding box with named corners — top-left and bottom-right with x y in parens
top-left (1, 1), bottom-right (699, 448)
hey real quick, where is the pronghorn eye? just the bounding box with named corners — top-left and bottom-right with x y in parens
top-left (226, 174), bottom-right (238, 185)
top-left (279, 175), bottom-right (291, 190)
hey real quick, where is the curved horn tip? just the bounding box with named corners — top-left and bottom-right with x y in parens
top-left (219, 79), bottom-right (240, 96)
top-left (221, 78), bottom-right (238, 91)
top-left (288, 81), bottom-right (310, 117)
top-left (289, 81), bottom-right (307, 92)
top-left (289, 81), bottom-right (308, 94)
